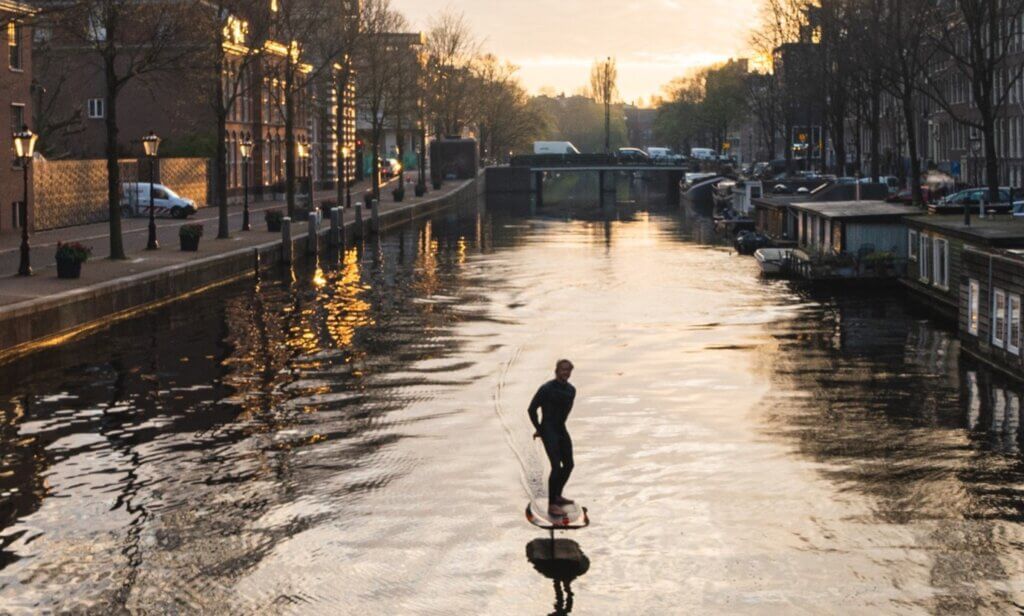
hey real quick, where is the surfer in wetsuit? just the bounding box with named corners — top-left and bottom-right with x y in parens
top-left (528, 359), bottom-right (577, 517)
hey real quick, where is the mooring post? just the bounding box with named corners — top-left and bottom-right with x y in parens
top-left (329, 207), bottom-right (341, 248)
top-left (371, 198), bottom-right (381, 234)
top-left (535, 170), bottom-right (544, 208)
top-left (307, 212), bottom-right (318, 255)
top-left (281, 217), bottom-right (293, 264)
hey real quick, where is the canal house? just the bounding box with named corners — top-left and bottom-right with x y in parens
top-left (788, 200), bottom-right (919, 279)
top-left (959, 246), bottom-right (1024, 378)
top-left (903, 216), bottom-right (1024, 320)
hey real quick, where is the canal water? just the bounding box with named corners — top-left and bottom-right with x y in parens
top-left (3, 184), bottom-right (1024, 614)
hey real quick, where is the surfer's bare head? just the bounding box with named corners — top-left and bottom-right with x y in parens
top-left (555, 359), bottom-right (574, 382)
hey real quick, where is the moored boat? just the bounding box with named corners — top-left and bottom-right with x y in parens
top-left (754, 247), bottom-right (793, 275)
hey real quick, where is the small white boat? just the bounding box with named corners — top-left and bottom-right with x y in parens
top-left (754, 248), bottom-right (792, 275)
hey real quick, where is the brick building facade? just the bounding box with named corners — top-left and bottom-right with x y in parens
top-left (1, 0), bottom-right (32, 234)
top-left (32, 0), bottom-right (358, 200)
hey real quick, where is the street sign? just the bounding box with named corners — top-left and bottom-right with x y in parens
top-left (722, 142), bottom-right (731, 151)
top-left (951, 160), bottom-right (961, 178)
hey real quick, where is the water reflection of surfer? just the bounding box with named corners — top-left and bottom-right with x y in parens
top-left (528, 359), bottom-right (576, 517)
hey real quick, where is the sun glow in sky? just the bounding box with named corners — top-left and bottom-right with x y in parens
top-left (391, 0), bottom-right (761, 106)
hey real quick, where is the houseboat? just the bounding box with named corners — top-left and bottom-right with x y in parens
top-left (788, 200), bottom-right (919, 280)
top-left (752, 182), bottom-right (893, 247)
top-left (902, 216), bottom-right (1024, 320)
top-left (958, 245), bottom-right (1024, 380)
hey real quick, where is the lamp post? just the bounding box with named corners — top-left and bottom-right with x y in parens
top-left (341, 145), bottom-right (352, 208)
top-left (13, 125), bottom-right (37, 277)
top-left (417, 124), bottom-right (427, 195)
top-left (142, 131), bottom-right (161, 250)
top-left (240, 134), bottom-right (253, 231)
top-left (297, 140), bottom-right (311, 212)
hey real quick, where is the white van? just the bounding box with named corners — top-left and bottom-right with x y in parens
top-left (534, 141), bottom-right (581, 155)
top-left (647, 147), bottom-right (684, 163)
top-left (121, 182), bottom-right (199, 219)
top-left (690, 147), bottom-right (716, 161)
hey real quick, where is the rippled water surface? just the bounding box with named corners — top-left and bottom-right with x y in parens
top-left (3, 193), bottom-right (1024, 614)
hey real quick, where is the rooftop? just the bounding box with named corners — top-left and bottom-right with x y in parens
top-left (907, 215), bottom-right (1024, 247)
top-left (789, 200), bottom-right (921, 220)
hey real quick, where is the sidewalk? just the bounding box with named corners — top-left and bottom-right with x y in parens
top-left (0, 176), bottom-right (404, 275)
top-left (0, 174), bottom-right (457, 308)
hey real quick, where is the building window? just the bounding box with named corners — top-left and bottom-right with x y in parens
top-left (87, 99), bottom-right (104, 119)
top-left (918, 234), bottom-right (931, 282)
top-left (969, 280), bottom-right (980, 336)
top-left (932, 238), bottom-right (948, 289)
top-left (908, 230), bottom-right (918, 260)
top-left (1010, 294), bottom-right (1022, 355)
top-left (10, 103), bottom-right (24, 135)
top-left (8, 21), bottom-right (21, 70)
top-left (994, 288), bottom-right (1007, 349)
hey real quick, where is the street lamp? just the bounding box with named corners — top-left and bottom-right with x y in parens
top-left (969, 137), bottom-right (983, 186)
top-left (417, 123), bottom-right (427, 196)
top-left (239, 134), bottom-right (253, 231)
top-left (341, 144), bottom-right (352, 208)
top-left (13, 125), bottom-right (37, 276)
top-left (965, 137), bottom-right (983, 226)
top-left (142, 131), bottom-right (161, 250)
top-left (297, 139), bottom-right (311, 211)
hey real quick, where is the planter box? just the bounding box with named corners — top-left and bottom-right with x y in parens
top-left (180, 236), bottom-right (201, 252)
top-left (56, 258), bottom-right (82, 279)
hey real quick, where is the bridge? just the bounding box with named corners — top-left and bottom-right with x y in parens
top-left (492, 155), bottom-right (689, 207)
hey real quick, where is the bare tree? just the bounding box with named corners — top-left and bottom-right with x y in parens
top-left (194, 1), bottom-right (271, 238)
top-left (42, 0), bottom-right (197, 259)
top-left (333, 6), bottom-right (362, 209)
top-left (876, 0), bottom-right (936, 204)
top-left (922, 0), bottom-right (1024, 201)
top-left (269, 0), bottom-right (355, 217)
top-left (589, 57), bottom-right (617, 154)
top-left (422, 10), bottom-right (478, 138)
top-left (356, 0), bottom-right (405, 200)
top-left (473, 55), bottom-right (541, 162)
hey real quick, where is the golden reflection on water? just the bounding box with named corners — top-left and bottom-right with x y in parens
top-left (8, 198), bottom-right (1024, 613)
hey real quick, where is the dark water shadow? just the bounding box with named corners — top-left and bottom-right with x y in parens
top-left (525, 538), bottom-right (591, 615)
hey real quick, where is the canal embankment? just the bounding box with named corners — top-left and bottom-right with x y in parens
top-left (0, 175), bottom-right (483, 363)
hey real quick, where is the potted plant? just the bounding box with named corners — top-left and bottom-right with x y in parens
top-left (179, 223), bottom-right (204, 251)
top-left (392, 185), bottom-right (406, 202)
top-left (265, 209), bottom-right (284, 232)
top-left (54, 242), bottom-right (92, 279)
top-left (415, 182), bottom-right (427, 197)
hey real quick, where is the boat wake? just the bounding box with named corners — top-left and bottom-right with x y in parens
top-left (493, 345), bottom-right (547, 503)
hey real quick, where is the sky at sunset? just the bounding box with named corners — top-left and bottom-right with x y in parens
top-left (391, 0), bottom-right (762, 106)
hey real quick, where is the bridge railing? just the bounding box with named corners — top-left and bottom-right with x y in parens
top-left (510, 154), bottom-right (617, 167)
top-left (510, 154), bottom-right (689, 168)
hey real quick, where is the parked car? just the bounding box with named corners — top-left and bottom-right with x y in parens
top-left (886, 186), bottom-right (935, 204)
top-left (857, 175), bottom-right (901, 193)
top-left (690, 147), bottom-right (716, 161)
top-left (941, 187), bottom-right (1023, 207)
top-left (646, 147), bottom-right (685, 164)
top-left (616, 147), bottom-right (651, 163)
top-left (120, 182), bottom-right (198, 219)
top-left (382, 158), bottom-right (403, 178)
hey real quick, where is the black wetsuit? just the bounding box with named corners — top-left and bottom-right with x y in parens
top-left (528, 379), bottom-right (577, 503)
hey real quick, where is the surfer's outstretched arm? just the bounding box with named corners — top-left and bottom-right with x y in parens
top-left (527, 386), bottom-right (544, 434)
